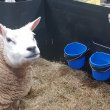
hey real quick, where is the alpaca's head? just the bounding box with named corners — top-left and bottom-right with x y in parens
top-left (0, 17), bottom-right (41, 68)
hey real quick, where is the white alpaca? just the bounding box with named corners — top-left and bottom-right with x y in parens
top-left (5, 0), bottom-right (16, 2)
top-left (0, 17), bottom-right (41, 109)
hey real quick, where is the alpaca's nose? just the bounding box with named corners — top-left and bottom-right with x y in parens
top-left (27, 46), bottom-right (36, 53)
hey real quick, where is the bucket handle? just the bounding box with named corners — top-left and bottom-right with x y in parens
top-left (89, 63), bottom-right (110, 72)
top-left (64, 49), bottom-right (89, 61)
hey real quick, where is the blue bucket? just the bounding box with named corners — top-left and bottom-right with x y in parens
top-left (89, 52), bottom-right (110, 81)
top-left (64, 42), bottom-right (87, 69)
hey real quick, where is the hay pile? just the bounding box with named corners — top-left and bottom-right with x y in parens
top-left (21, 58), bottom-right (110, 110)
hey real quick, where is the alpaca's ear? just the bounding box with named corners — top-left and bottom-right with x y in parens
top-left (25, 17), bottom-right (41, 31)
top-left (0, 24), bottom-right (7, 36)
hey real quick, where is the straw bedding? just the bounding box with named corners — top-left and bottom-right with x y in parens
top-left (20, 58), bottom-right (110, 110)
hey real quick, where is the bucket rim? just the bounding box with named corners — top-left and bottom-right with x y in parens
top-left (64, 42), bottom-right (87, 57)
top-left (89, 52), bottom-right (110, 68)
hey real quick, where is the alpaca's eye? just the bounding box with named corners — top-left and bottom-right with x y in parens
top-left (6, 38), bottom-right (12, 42)
top-left (6, 37), bottom-right (15, 44)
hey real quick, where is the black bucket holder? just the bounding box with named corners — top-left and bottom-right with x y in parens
top-left (90, 63), bottom-right (110, 72)
top-left (64, 49), bottom-right (89, 61)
